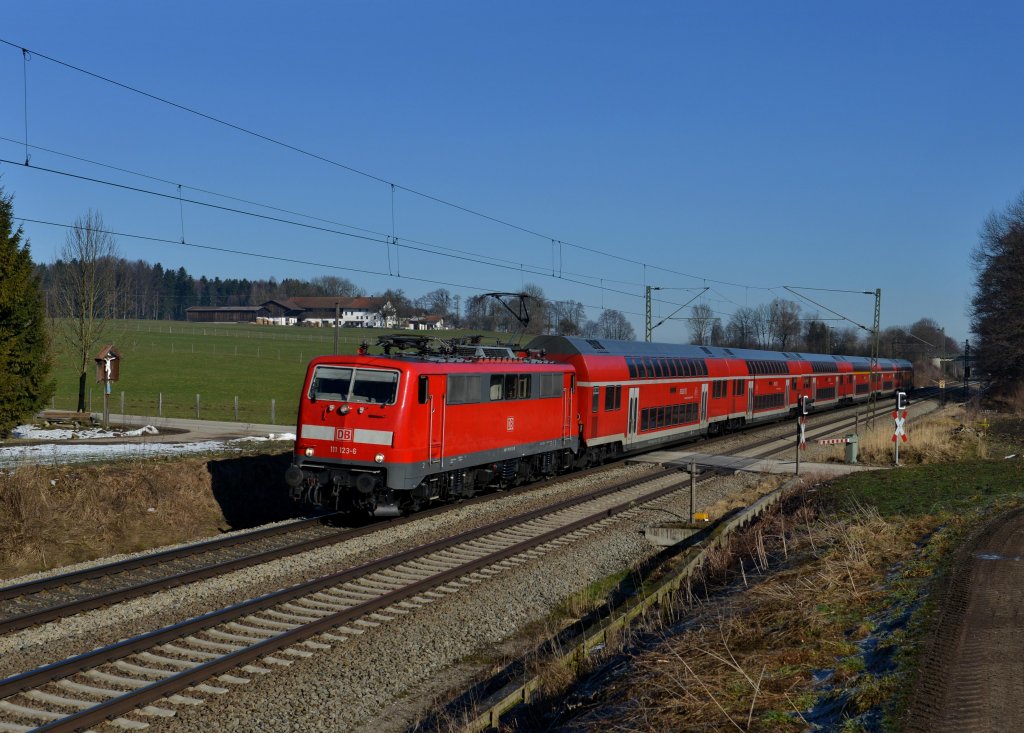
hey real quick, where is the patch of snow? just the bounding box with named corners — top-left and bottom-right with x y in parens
top-left (235, 433), bottom-right (297, 442)
top-left (1, 423), bottom-right (293, 467)
top-left (9, 423), bottom-right (160, 440)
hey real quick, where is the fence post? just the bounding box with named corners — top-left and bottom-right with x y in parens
top-left (234, 396), bottom-right (239, 421)
top-left (89, 388), bottom-right (93, 412)
top-left (158, 392), bottom-right (163, 418)
top-left (195, 394), bottom-right (200, 419)
top-left (271, 398), bottom-right (276, 424)
top-left (120, 391), bottom-right (125, 428)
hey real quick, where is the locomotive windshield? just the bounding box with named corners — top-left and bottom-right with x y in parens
top-left (309, 366), bottom-right (399, 405)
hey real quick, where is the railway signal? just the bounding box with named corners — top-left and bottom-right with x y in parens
top-left (893, 392), bottom-right (908, 465)
top-left (795, 395), bottom-right (810, 475)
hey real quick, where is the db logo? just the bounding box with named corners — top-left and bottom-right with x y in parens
top-left (506, 416), bottom-right (515, 432)
top-left (337, 428), bottom-right (354, 441)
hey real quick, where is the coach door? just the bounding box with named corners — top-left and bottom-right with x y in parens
top-left (746, 379), bottom-right (755, 421)
top-left (700, 383), bottom-right (709, 427)
top-left (626, 387), bottom-right (640, 446)
top-left (562, 380), bottom-right (573, 446)
top-left (426, 376), bottom-right (445, 465)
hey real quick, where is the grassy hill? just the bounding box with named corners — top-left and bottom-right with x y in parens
top-left (44, 320), bottom-right (499, 423)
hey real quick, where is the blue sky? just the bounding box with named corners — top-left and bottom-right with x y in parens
top-left (2, 1), bottom-right (1021, 344)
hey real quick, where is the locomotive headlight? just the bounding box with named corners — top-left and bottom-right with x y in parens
top-left (304, 447), bottom-right (314, 457)
top-left (374, 453), bottom-right (385, 463)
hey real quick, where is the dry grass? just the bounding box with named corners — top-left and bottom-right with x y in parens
top-left (0, 451), bottom-right (295, 579)
top-left (503, 493), bottom-right (927, 732)
top-left (804, 404), bottom-right (987, 466)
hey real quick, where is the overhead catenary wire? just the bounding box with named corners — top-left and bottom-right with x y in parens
top-left (15, 215), bottom-right (693, 325)
top-left (0, 40), bottom-right (882, 336)
top-left (0, 37), bottom-right (777, 295)
top-left (0, 155), bottom-right (713, 315)
top-left (0, 136), bottom-right (654, 288)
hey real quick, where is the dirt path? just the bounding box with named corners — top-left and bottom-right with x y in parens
top-left (906, 506), bottom-right (1024, 732)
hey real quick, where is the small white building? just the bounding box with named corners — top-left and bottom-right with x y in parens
top-left (405, 314), bottom-right (447, 330)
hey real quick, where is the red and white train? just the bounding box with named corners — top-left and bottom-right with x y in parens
top-left (285, 335), bottom-right (913, 516)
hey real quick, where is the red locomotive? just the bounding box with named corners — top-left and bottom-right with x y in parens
top-left (285, 334), bottom-right (913, 515)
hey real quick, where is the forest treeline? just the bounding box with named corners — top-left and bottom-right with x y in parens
top-left (34, 256), bottom-right (959, 370)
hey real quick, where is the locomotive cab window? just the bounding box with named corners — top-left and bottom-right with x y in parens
top-left (309, 366), bottom-right (352, 402)
top-left (350, 369), bottom-right (399, 404)
top-left (309, 366), bottom-right (398, 405)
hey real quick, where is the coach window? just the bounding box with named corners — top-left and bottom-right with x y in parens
top-left (627, 358), bottom-right (638, 379)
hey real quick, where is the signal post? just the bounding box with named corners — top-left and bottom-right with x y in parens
top-left (893, 391), bottom-right (908, 465)
top-left (795, 395), bottom-right (810, 475)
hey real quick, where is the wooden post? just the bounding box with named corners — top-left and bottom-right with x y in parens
top-left (158, 392), bottom-right (163, 418)
top-left (120, 391), bottom-right (125, 428)
top-left (195, 394), bottom-right (200, 419)
top-left (271, 398), bottom-right (276, 424)
top-left (334, 301), bottom-right (340, 354)
top-left (234, 396), bottom-right (239, 421)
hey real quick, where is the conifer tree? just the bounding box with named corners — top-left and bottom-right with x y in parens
top-left (0, 186), bottom-right (53, 435)
top-left (970, 192), bottom-right (1024, 395)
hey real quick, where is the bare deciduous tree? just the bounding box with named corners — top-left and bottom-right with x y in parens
top-left (595, 309), bottom-right (636, 340)
top-left (725, 306), bottom-right (755, 348)
top-left (54, 210), bottom-right (119, 411)
top-left (768, 298), bottom-right (801, 350)
top-left (550, 299), bottom-right (586, 335)
top-left (688, 302), bottom-right (718, 345)
top-left (311, 275), bottom-right (363, 298)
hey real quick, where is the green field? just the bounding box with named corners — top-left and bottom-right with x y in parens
top-left (46, 320), bottom-right (495, 424)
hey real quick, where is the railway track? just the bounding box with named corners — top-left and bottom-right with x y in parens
top-left (0, 460), bottom-right (623, 638)
top-left (0, 391), bottom-right (953, 730)
top-left (0, 392), bottom-right (935, 638)
top-left (0, 465), bottom-right (704, 732)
